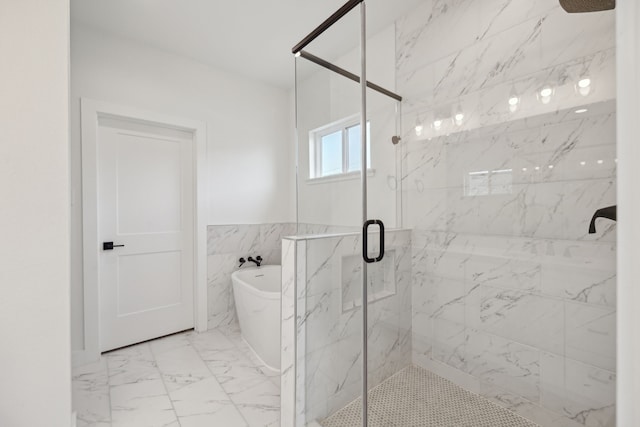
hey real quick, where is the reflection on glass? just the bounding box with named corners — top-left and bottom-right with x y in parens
top-left (537, 85), bottom-right (554, 104)
top-left (320, 131), bottom-right (342, 176)
top-left (466, 170), bottom-right (489, 196)
top-left (576, 77), bottom-right (592, 96)
top-left (465, 169), bottom-right (513, 196)
top-left (346, 122), bottom-right (371, 172)
top-left (508, 95), bottom-right (520, 112)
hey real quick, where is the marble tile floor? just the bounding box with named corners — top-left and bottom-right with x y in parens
top-left (72, 323), bottom-right (280, 427)
top-left (320, 365), bottom-right (539, 427)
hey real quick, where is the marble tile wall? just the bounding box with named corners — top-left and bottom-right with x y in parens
top-left (280, 238), bottom-right (297, 427)
top-left (397, 0), bottom-right (616, 138)
top-left (398, 1), bottom-right (617, 426)
top-left (207, 223), bottom-right (296, 329)
top-left (288, 230), bottom-right (412, 424)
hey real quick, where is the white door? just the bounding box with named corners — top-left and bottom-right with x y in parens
top-left (97, 116), bottom-right (195, 352)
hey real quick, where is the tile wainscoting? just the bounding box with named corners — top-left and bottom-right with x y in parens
top-left (207, 223), bottom-right (296, 329)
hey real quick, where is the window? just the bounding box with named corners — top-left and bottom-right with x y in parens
top-left (310, 119), bottom-right (371, 179)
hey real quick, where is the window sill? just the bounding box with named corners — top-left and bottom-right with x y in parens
top-left (307, 169), bottom-right (376, 185)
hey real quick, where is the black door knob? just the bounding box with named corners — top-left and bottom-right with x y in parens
top-left (103, 241), bottom-right (125, 250)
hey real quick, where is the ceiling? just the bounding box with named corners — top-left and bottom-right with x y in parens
top-left (71, 0), bottom-right (423, 89)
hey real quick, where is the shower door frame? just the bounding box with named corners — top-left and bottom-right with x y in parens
top-left (292, 1), bottom-right (402, 425)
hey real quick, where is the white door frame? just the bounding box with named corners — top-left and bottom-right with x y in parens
top-left (616, 1), bottom-right (640, 423)
top-left (76, 98), bottom-right (208, 365)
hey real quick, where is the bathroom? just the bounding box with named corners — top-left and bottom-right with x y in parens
top-left (70, 0), bottom-right (615, 425)
top-left (3, 0), bottom-right (638, 426)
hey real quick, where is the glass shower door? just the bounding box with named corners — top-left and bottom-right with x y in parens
top-left (361, 89), bottom-right (412, 427)
top-left (292, 7), bottom-right (366, 426)
top-left (292, 0), bottom-right (617, 426)
top-left (291, 3), bottom-right (406, 425)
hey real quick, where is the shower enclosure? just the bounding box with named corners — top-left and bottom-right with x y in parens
top-left (282, 1), bottom-right (617, 426)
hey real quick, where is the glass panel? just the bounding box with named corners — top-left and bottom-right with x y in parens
top-left (320, 130), bottom-right (343, 176)
top-left (347, 125), bottom-right (361, 172)
top-left (347, 122), bottom-right (371, 172)
top-left (364, 90), bottom-right (400, 227)
top-left (293, 3), bottom-right (405, 425)
top-left (292, 1), bottom-right (616, 426)
top-left (293, 6), bottom-right (366, 427)
top-left (294, 12), bottom-right (363, 232)
top-left (391, 1), bottom-right (616, 426)
top-left (364, 87), bottom-right (406, 425)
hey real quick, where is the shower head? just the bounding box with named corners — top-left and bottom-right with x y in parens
top-left (559, 0), bottom-right (615, 13)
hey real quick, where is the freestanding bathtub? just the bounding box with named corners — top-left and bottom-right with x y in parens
top-left (231, 265), bottom-right (281, 372)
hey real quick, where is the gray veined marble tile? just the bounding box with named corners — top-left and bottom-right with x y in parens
top-left (466, 254), bottom-right (542, 293)
top-left (110, 379), bottom-right (177, 427)
top-left (217, 363), bottom-right (274, 395)
top-left (541, 260), bottom-right (616, 308)
top-left (152, 343), bottom-right (213, 393)
top-left (539, 5), bottom-right (615, 68)
top-left (540, 352), bottom-right (615, 427)
top-left (168, 376), bottom-right (230, 416)
top-left (106, 343), bottom-right (161, 387)
top-left (207, 224), bottom-right (261, 255)
top-left (432, 318), bottom-right (467, 371)
top-left (72, 359), bottom-right (111, 426)
top-left (73, 327), bottom-right (278, 427)
top-left (260, 249), bottom-right (282, 266)
top-left (187, 328), bottom-right (236, 354)
top-left (564, 301), bottom-right (616, 371)
top-left (258, 223), bottom-right (289, 256)
top-left (428, 276), bottom-right (466, 324)
top-left (479, 382), bottom-right (577, 427)
top-left (207, 253), bottom-right (239, 329)
top-left (466, 331), bottom-right (541, 403)
top-left (148, 332), bottom-right (192, 355)
top-left (397, 0), bottom-right (616, 424)
top-left (236, 402), bottom-right (281, 427)
top-left (178, 406), bottom-right (249, 427)
top-left (227, 377), bottom-right (280, 407)
top-left (77, 421), bottom-right (111, 427)
top-left (281, 238), bottom-right (297, 427)
top-left (202, 346), bottom-right (258, 376)
top-left (397, 0), bottom-right (483, 76)
top-left (478, 0), bottom-right (558, 41)
top-left (477, 287), bottom-right (564, 354)
top-left (73, 360), bottom-right (109, 390)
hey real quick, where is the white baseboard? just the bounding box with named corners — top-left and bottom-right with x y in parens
top-left (72, 349), bottom-right (100, 367)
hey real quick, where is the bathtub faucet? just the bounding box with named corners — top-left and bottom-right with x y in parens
top-left (247, 256), bottom-right (262, 267)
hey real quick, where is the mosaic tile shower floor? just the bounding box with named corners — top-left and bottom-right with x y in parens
top-left (320, 365), bottom-right (539, 427)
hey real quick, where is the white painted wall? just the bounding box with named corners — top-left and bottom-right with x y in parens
top-left (295, 26), bottom-right (400, 228)
top-left (70, 25), bottom-right (295, 350)
top-left (0, 1), bottom-right (72, 426)
top-left (616, 1), bottom-right (640, 425)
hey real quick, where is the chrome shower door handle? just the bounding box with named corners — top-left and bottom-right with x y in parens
top-left (362, 219), bottom-right (385, 263)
